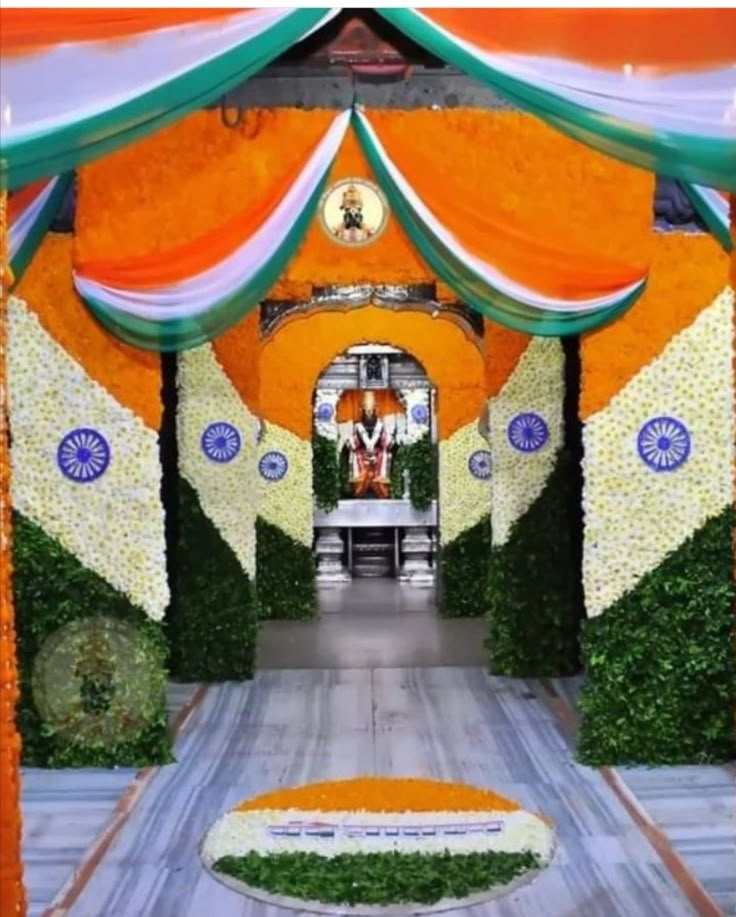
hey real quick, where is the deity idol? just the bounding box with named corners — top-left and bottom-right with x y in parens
top-left (349, 391), bottom-right (392, 498)
top-left (332, 184), bottom-right (374, 244)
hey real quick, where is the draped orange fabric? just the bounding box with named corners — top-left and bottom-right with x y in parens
top-left (76, 132), bottom-right (317, 289)
top-left (369, 114), bottom-right (646, 299)
top-left (0, 9), bottom-right (240, 55)
top-left (8, 180), bottom-right (46, 222)
top-left (422, 9), bottom-right (736, 72)
top-left (336, 390), bottom-right (404, 424)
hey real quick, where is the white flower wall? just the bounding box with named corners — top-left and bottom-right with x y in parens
top-left (582, 286), bottom-right (734, 617)
top-left (178, 344), bottom-right (260, 578)
top-left (488, 337), bottom-right (565, 548)
top-left (7, 296), bottom-right (168, 620)
top-left (258, 422), bottom-right (313, 548)
top-left (439, 420), bottom-right (491, 546)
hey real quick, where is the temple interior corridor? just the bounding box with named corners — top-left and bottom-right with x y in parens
top-left (258, 582), bottom-right (487, 669)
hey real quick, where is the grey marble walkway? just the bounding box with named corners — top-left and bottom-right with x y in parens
top-left (52, 669), bottom-right (704, 917)
top-left (20, 683), bottom-right (199, 917)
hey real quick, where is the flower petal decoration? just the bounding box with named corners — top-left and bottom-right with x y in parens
top-left (57, 427), bottom-right (111, 483)
top-left (636, 416), bottom-right (691, 472)
top-left (201, 421), bottom-right (242, 465)
top-left (73, 110), bottom-right (351, 352)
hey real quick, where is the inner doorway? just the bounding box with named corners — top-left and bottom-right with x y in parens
top-left (312, 344), bottom-right (438, 588)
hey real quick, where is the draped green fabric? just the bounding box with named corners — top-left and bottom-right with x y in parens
top-left (10, 174), bottom-right (73, 285)
top-left (378, 9), bottom-right (736, 192)
top-left (1, 9), bottom-right (331, 191)
top-left (83, 178), bottom-right (327, 352)
top-left (353, 112), bottom-right (645, 338)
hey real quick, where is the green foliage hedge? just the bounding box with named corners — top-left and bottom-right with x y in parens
top-left (312, 433), bottom-right (340, 512)
top-left (486, 449), bottom-right (583, 677)
top-left (390, 434), bottom-right (435, 509)
top-left (12, 512), bottom-right (172, 767)
top-left (256, 517), bottom-right (317, 620)
top-left (170, 477), bottom-right (258, 681)
top-left (440, 514), bottom-right (490, 618)
top-left (578, 507), bottom-right (736, 766)
top-left (214, 850), bottom-right (539, 906)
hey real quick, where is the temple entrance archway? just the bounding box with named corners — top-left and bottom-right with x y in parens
top-left (312, 343), bottom-right (438, 587)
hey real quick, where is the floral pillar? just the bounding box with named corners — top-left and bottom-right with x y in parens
top-left (174, 342), bottom-right (260, 680)
top-left (0, 193), bottom-right (26, 916)
top-left (486, 332), bottom-right (580, 676)
top-left (578, 235), bottom-right (735, 765)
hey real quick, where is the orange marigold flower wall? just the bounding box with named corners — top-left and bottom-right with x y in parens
top-left (580, 233), bottom-right (730, 420)
top-left (15, 235), bottom-right (162, 431)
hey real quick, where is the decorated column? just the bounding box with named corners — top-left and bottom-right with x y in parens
top-left (8, 237), bottom-right (171, 767)
top-left (486, 329), bottom-right (581, 676)
top-left (578, 235), bottom-right (735, 765)
top-left (174, 336), bottom-right (260, 680)
top-left (0, 192), bottom-right (26, 917)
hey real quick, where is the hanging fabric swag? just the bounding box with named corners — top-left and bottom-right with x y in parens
top-left (352, 109), bottom-right (648, 337)
top-left (682, 185), bottom-right (733, 253)
top-left (0, 7), bottom-right (336, 190)
top-left (7, 174), bottom-right (73, 285)
top-left (74, 110), bottom-right (351, 351)
top-left (378, 9), bottom-right (736, 191)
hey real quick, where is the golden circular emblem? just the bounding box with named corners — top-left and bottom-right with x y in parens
top-left (319, 177), bottom-right (389, 248)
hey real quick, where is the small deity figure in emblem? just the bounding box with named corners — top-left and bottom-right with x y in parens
top-left (332, 183), bottom-right (375, 244)
top-left (349, 391), bottom-right (392, 498)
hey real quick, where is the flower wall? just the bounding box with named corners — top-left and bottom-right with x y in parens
top-left (9, 237), bottom-right (170, 766)
top-left (173, 342), bottom-right (259, 678)
top-left (578, 234), bottom-right (735, 765)
top-left (485, 331), bottom-right (582, 675)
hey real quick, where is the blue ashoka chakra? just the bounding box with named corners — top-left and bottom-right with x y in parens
top-left (201, 422), bottom-right (241, 464)
top-left (259, 451), bottom-right (288, 482)
top-left (468, 450), bottom-right (492, 480)
top-left (411, 403), bottom-right (429, 425)
top-left (316, 403), bottom-right (334, 422)
top-left (637, 416), bottom-right (691, 472)
top-left (57, 428), bottom-right (110, 483)
top-left (507, 412), bottom-right (549, 453)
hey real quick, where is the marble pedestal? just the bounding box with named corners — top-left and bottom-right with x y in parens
top-left (315, 527), bottom-right (350, 584)
top-left (398, 527), bottom-right (435, 588)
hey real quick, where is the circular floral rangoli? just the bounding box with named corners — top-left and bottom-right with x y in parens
top-left (202, 777), bottom-right (554, 912)
top-left (259, 450), bottom-right (289, 482)
top-left (468, 450), bottom-right (492, 480)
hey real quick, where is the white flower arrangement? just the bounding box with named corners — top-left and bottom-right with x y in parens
top-left (582, 287), bottom-right (734, 618)
top-left (7, 297), bottom-right (168, 620)
top-left (178, 345), bottom-right (260, 578)
top-left (202, 807), bottom-right (554, 865)
top-left (489, 338), bottom-right (565, 547)
top-left (258, 422), bottom-right (314, 547)
top-left (439, 420), bottom-right (492, 546)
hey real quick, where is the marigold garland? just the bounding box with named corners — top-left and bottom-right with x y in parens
top-left (235, 777), bottom-right (522, 813)
top-left (581, 233), bottom-right (729, 420)
top-left (15, 235), bottom-right (162, 430)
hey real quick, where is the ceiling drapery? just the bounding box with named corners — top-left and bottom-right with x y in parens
top-left (0, 8), bottom-right (336, 190)
top-left (72, 110), bottom-right (650, 348)
top-left (7, 174), bottom-right (72, 284)
top-left (378, 9), bottom-right (736, 192)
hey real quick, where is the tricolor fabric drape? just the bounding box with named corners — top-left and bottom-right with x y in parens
top-left (74, 111), bottom-right (351, 351)
top-left (378, 9), bottom-right (736, 191)
top-left (353, 110), bottom-right (648, 336)
top-left (0, 8), bottom-right (336, 190)
top-left (8, 175), bottom-right (72, 284)
top-left (682, 185), bottom-right (733, 253)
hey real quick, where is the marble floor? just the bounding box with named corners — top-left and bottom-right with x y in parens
top-left (25, 668), bottom-right (732, 917)
top-left (258, 581), bottom-right (488, 669)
